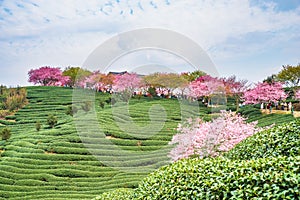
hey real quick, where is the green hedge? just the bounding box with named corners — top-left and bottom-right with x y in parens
top-left (132, 156), bottom-right (300, 199)
top-left (93, 188), bottom-right (134, 200)
top-left (225, 120), bottom-right (300, 160)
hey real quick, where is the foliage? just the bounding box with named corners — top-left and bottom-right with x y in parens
top-left (92, 188), bottom-right (134, 200)
top-left (99, 101), bottom-right (105, 109)
top-left (263, 74), bottom-right (277, 84)
top-left (105, 97), bottom-right (116, 105)
top-left (0, 87), bottom-right (27, 111)
top-left (28, 66), bottom-right (69, 86)
top-left (237, 105), bottom-right (262, 118)
top-left (147, 87), bottom-right (157, 97)
top-left (79, 71), bottom-right (115, 92)
top-left (81, 101), bottom-right (92, 113)
top-left (66, 105), bottom-right (78, 116)
top-left (225, 120), bottom-right (300, 160)
top-left (169, 111), bottom-right (262, 161)
top-left (243, 82), bottom-right (287, 104)
top-left (181, 70), bottom-right (207, 82)
top-left (222, 75), bottom-right (248, 111)
top-left (296, 89), bottom-right (300, 100)
top-left (188, 75), bottom-right (226, 103)
top-left (47, 114), bottom-right (58, 128)
top-left (62, 66), bottom-right (92, 87)
top-left (133, 156), bottom-right (300, 199)
top-left (35, 121), bottom-right (41, 131)
top-left (276, 64), bottom-right (300, 87)
top-left (1, 126), bottom-right (11, 140)
top-left (113, 73), bottom-right (142, 102)
top-left (0, 110), bottom-right (12, 118)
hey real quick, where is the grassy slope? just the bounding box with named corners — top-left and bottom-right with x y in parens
top-left (0, 86), bottom-right (202, 200)
top-left (0, 86), bottom-right (297, 199)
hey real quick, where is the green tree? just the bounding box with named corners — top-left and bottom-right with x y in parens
top-left (62, 67), bottom-right (92, 87)
top-left (66, 105), bottom-right (78, 116)
top-left (47, 114), bottom-right (58, 128)
top-left (1, 127), bottom-right (11, 140)
top-left (263, 74), bottom-right (277, 84)
top-left (181, 70), bottom-right (207, 82)
top-left (276, 64), bottom-right (300, 87)
top-left (35, 121), bottom-right (41, 131)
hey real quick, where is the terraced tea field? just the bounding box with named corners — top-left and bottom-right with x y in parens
top-left (0, 87), bottom-right (296, 199)
top-left (0, 86), bottom-right (205, 199)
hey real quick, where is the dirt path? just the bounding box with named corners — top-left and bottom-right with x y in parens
top-left (261, 109), bottom-right (300, 118)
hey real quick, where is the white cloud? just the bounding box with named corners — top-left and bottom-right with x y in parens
top-left (0, 0), bottom-right (299, 86)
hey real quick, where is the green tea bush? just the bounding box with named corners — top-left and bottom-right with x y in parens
top-left (225, 120), bottom-right (300, 160)
top-left (92, 188), bottom-right (134, 200)
top-left (133, 156), bottom-right (300, 199)
top-left (237, 105), bottom-right (262, 118)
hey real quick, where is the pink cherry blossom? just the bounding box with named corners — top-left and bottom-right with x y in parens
top-left (169, 111), bottom-right (263, 161)
top-left (28, 66), bottom-right (69, 86)
top-left (188, 75), bottom-right (225, 99)
top-left (243, 82), bottom-right (287, 104)
top-left (295, 90), bottom-right (300, 100)
top-left (112, 73), bottom-right (142, 93)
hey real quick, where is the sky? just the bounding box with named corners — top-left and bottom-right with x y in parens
top-left (0, 0), bottom-right (299, 86)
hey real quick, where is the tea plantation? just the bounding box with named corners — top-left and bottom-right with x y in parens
top-left (0, 86), bottom-right (298, 199)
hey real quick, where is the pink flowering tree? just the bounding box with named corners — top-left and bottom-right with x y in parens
top-left (169, 111), bottom-right (262, 161)
top-left (28, 66), bottom-right (69, 86)
top-left (295, 90), bottom-right (300, 100)
top-left (243, 82), bottom-right (287, 104)
top-left (112, 73), bottom-right (142, 102)
top-left (222, 76), bottom-right (248, 111)
top-left (189, 75), bottom-right (226, 106)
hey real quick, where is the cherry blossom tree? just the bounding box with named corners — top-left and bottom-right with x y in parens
top-left (79, 71), bottom-right (115, 92)
top-left (28, 66), bottom-right (69, 86)
top-left (169, 111), bottom-right (262, 161)
top-left (112, 73), bottom-right (142, 102)
top-left (222, 75), bottom-right (248, 111)
top-left (243, 82), bottom-right (287, 104)
top-left (189, 75), bottom-right (226, 105)
top-left (295, 89), bottom-right (300, 100)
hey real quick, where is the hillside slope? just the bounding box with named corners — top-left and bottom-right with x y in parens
top-left (0, 86), bottom-right (193, 199)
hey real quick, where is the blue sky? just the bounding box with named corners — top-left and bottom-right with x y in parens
top-left (0, 0), bottom-right (299, 86)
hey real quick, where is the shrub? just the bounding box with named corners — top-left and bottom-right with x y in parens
top-left (0, 110), bottom-right (12, 118)
top-left (105, 97), bottom-right (116, 105)
top-left (99, 101), bottom-right (105, 109)
top-left (225, 120), bottom-right (300, 160)
top-left (1, 127), bottom-right (11, 140)
top-left (237, 105), bottom-right (262, 118)
top-left (92, 188), bottom-right (134, 200)
top-left (35, 121), bottom-right (41, 131)
top-left (47, 114), bottom-right (57, 128)
top-left (81, 101), bottom-right (92, 112)
top-left (66, 105), bottom-right (78, 116)
top-left (133, 156), bottom-right (300, 199)
top-left (2, 87), bottom-right (27, 111)
top-left (147, 87), bottom-right (157, 97)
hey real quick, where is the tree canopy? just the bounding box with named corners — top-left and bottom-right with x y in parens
top-left (276, 64), bottom-right (300, 87)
